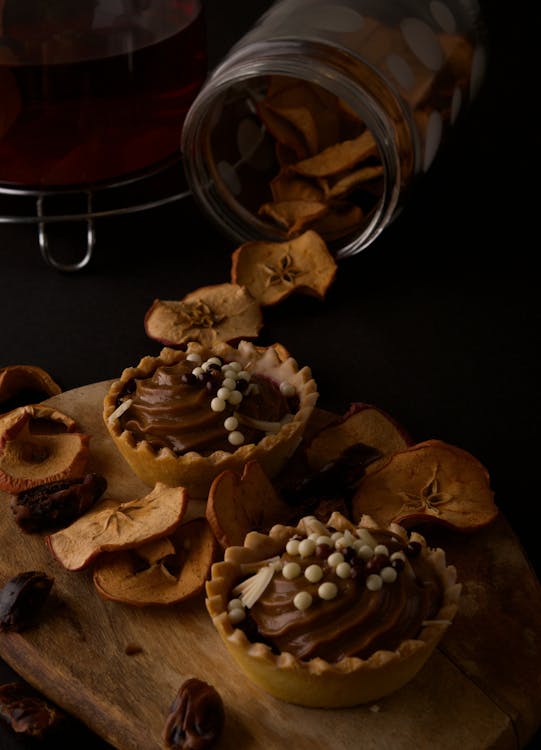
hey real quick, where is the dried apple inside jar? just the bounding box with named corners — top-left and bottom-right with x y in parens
top-left (211, 75), bottom-right (384, 248)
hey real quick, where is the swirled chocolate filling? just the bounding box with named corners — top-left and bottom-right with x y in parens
top-left (116, 355), bottom-right (296, 455)
top-left (242, 529), bottom-right (443, 662)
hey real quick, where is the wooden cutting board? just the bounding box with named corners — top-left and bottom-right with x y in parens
top-left (1, 381), bottom-right (540, 750)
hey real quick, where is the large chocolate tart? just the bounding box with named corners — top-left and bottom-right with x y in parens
top-left (103, 341), bottom-right (318, 498)
top-left (206, 512), bottom-right (461, 707)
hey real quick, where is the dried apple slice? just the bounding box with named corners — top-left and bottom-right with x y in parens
top-left (206, 461), bottom-right (293, 548)
top-left (258, 199), bottom-right (328, 236)
top-left (0, 405), bottom-right (90, 493)
top-left (0, 365), bottom-right (62, 409)
top-left (144, 284), bottom-right (263, 348)
top-left (93, 518), bottom-right (218, 606)
top-left (290, 131), bottom-right (378, 179)
top-left (305, 402), bottom-right (412, 473)
top-left (351, 439), bottom-right (498, 532)
top-left (46, 483), bottom-right (189, 571)
top-left (230, 230), bottom-right (337, 306)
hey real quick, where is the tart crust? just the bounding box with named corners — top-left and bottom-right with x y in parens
top-left (103, 342), bottom-right (318, 498)
top-left (206, 513), bottom-right (461, 707)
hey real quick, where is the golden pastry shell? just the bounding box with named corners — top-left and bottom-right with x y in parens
top-left (103, 341), bottom-right (318, 498)
top-left (206, 512), bottom-right (461, 708)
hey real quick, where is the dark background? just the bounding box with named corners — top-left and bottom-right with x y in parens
top-left (0, 1), bottom-right (539, 748)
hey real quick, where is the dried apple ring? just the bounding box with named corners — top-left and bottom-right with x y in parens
top-left (351, 439), bottom-right (498, 532)
top-left (144, 283), bottom-right (263, 349)
top-left (46, 483), bottom-right (189, 571)
top-left (230, 230), bottom-right (337, 306)
top-left (0, 405), bottom-right (90, 493)
top-left (93, 517), bottom-right (217, 606)
top-left (0, 365), bottom-right (61, 410)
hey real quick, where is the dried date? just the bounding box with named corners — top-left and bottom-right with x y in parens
top-left (281, 442), bottom-right (381, 509)
top-left (0, 571), bottom-right (54, 632)
top-left (163, 678), bottom-right (225, 750)
top-left (10, 473), bottom-right (107, 533)
top-left (0, 681), bottom-right (67, 739)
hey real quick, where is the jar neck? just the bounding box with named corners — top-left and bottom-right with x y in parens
top-left (182, 39), bottom-right (417, 257)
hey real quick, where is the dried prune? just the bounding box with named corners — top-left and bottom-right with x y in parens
top-left (0, 571), bottom-right (54, 632)
top-left (282, 442), bottom-right (381, 507)
top-left (10, 473), bottom-right (107, 533)
top-left (0, 681), bottom-right (67, 739)
top-left (163, 678), bottom-right (224, 750)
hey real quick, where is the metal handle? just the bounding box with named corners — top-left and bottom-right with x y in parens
top-left (37, 193), bottom-right (95, 273)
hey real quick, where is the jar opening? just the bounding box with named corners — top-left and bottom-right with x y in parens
top-left (183, 72), bottom-right (393, 257)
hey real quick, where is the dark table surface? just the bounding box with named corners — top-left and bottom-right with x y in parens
top-left (1, 1), bottom-right (539, 748)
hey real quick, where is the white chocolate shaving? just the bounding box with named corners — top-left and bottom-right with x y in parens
top-left (107, 399), bottom-right (133, 423)
top-left (233, 566), bottom-right (275, 609)
top-left (236, 413), bottom-right (293, 434)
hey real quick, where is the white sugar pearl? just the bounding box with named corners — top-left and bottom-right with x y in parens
top-left (228, 431), bottom-right (245, 446)
top-left (228, 361), bottom-right (243, 372)
top-left (282, 562), bottom-right (301, 579)
top-left (192, 366), bottom-right (204, 377)
top-left (237, 370), bottom-right (250, 381)
top-left (298, 538), bottom-right (316, 557)
top-left (390, 551), bottom-right (406, 562)
top-left (294, 591), bottom-right (313, 610)
top-left (304, 564), bottom-right (323, 583)
top-left (316, 535), bottom-right (333, 547)
top-left (327, 551), bottom-right (344, 567)
top-left (206, 357), bottom-right (222, 366)
top-left (374, 544), bottom-right (389, 557)
top-left (217, 387), bottom-right (232, 400)
top-left (336, 562), bottom-right (352, 579)
top-left (357, 529), bottom-right (377, 547)
top-left (380, 566), bottom-right (398, 583)
top-left (224, 416), bottom-right (238, 431)
top-left (357, 544), bottom-right (374, 560)
top-left (186, 353), bottom-right (202, 363)
top-left (222, 377), bottom-right (236, 390)
top-left (280, 382), bottom-right (296, 397)
top-left (228, 390), bottom-right (243, 405)
top-left (318, 581), bottom-right (338, 600)
top-left (286, 538), bottom-right (300, 555)
top-left (211, 397), bottom-right (226, 412)
top-left (366, 574), bottom-right (383, 591)
top-left (331, 531), bottom-right (342, 543)
top-left (227, 598), bottom-right (244, 611)
top-left (228, 608), bottom-right (246, 625)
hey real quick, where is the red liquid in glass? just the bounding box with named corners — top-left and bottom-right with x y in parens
top-left (0, 1), bottom-right (206, 187)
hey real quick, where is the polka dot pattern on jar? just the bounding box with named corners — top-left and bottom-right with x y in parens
top-left (400, 17), bottom-right (443, 71)
top-left (305, 4), bottom-right (364, 33)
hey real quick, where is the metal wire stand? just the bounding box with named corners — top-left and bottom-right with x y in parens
top-left (0, 156), bottom-right (192, 272)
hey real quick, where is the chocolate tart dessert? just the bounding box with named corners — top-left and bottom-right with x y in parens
top-left (103, 342), bottom-right (318, 497)
top-left (206, 512), bottom-right (461, 707)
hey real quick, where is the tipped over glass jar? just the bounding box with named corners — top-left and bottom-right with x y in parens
top-left (181, 0), bottom-right (487, 258)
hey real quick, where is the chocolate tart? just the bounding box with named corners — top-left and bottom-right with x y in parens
top-left (103, 342), bottom-right (318, 498)
top-left (206, 512), bottom-right (461, 707)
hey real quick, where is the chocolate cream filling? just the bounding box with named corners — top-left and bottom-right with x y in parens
top-left (117, 359), bottom-right (295, 455)
top-left (247, 530), bottom-right (443, 662)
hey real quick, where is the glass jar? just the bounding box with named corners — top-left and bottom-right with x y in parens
top-left (181, 0), bottom-right (487, 258)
